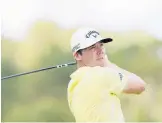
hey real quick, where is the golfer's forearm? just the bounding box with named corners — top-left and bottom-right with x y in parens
top-left (122, 73), bottom-right (146, 94)
top-left (109, 63), bottom-right (146, 94)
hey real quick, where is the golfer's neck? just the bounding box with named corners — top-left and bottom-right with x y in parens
top-left (77, 62), bottom-right (87, 69)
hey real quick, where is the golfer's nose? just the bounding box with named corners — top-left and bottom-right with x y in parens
top-left (96, 43), bottom-right (104, 54)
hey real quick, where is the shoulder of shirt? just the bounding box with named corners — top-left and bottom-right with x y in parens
top-left (68, 66), bottom-right (101, 87)
top-left (70, 66), bottom-right (104, 77)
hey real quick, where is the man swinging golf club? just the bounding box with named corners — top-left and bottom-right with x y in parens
top-left (67, 27), bottom-right (146, 122)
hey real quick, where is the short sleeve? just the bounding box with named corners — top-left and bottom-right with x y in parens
top-left (110, 72), bottom-right (127, 96)
top-left (101, 68), bottom-right (128, 96)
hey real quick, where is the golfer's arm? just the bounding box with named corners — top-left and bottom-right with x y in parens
top-left (122, 69), bottom-right (146, 94)
top-left (111, 64), bottom-right (146, 94)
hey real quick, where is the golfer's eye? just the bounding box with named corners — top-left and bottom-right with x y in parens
top-left (89, 45), bottom-right (96, 49)
top-left (100, 43), bottom-right (104, 47)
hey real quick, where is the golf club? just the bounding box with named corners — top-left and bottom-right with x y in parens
top-left (1, 61), bottom-right (76, 81)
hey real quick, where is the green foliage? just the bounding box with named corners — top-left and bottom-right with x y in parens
top-left (1, 21), bottom-right (162, 122)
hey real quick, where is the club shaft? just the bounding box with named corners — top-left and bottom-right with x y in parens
top-left (1, 62), bottom-right (76, 80)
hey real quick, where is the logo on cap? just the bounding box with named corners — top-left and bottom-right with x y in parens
top-left (72, 43), bottom-right (81, 52)
top-left (85, 30), bottom-right (100, 38)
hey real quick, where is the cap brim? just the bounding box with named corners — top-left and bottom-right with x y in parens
top-left (100, 38), bottom-right (113, 43)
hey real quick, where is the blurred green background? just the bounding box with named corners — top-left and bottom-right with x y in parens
top-left (1, 21), bottom-right (162, 122)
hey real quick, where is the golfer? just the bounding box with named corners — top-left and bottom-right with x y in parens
top-left (67, 27), bottom-right (146, 122)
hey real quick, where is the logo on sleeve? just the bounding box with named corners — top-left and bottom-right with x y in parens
top-left (118, 72), bottom-right (123, 81)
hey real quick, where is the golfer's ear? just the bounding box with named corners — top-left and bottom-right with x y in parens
top-left (73, 52), bottom-right (82, 61)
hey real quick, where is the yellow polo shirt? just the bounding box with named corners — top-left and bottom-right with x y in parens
top-left (67, 66), bottom-right (127, 122)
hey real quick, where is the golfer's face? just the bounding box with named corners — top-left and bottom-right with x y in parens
top-left (81, 42), bottom-right (108, 67)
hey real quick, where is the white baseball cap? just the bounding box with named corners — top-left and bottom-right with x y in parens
top-left (70, 27), bottom-right (113, 53)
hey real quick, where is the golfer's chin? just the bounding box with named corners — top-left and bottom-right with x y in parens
top-left (96, 59), bottom-right (107, 67)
